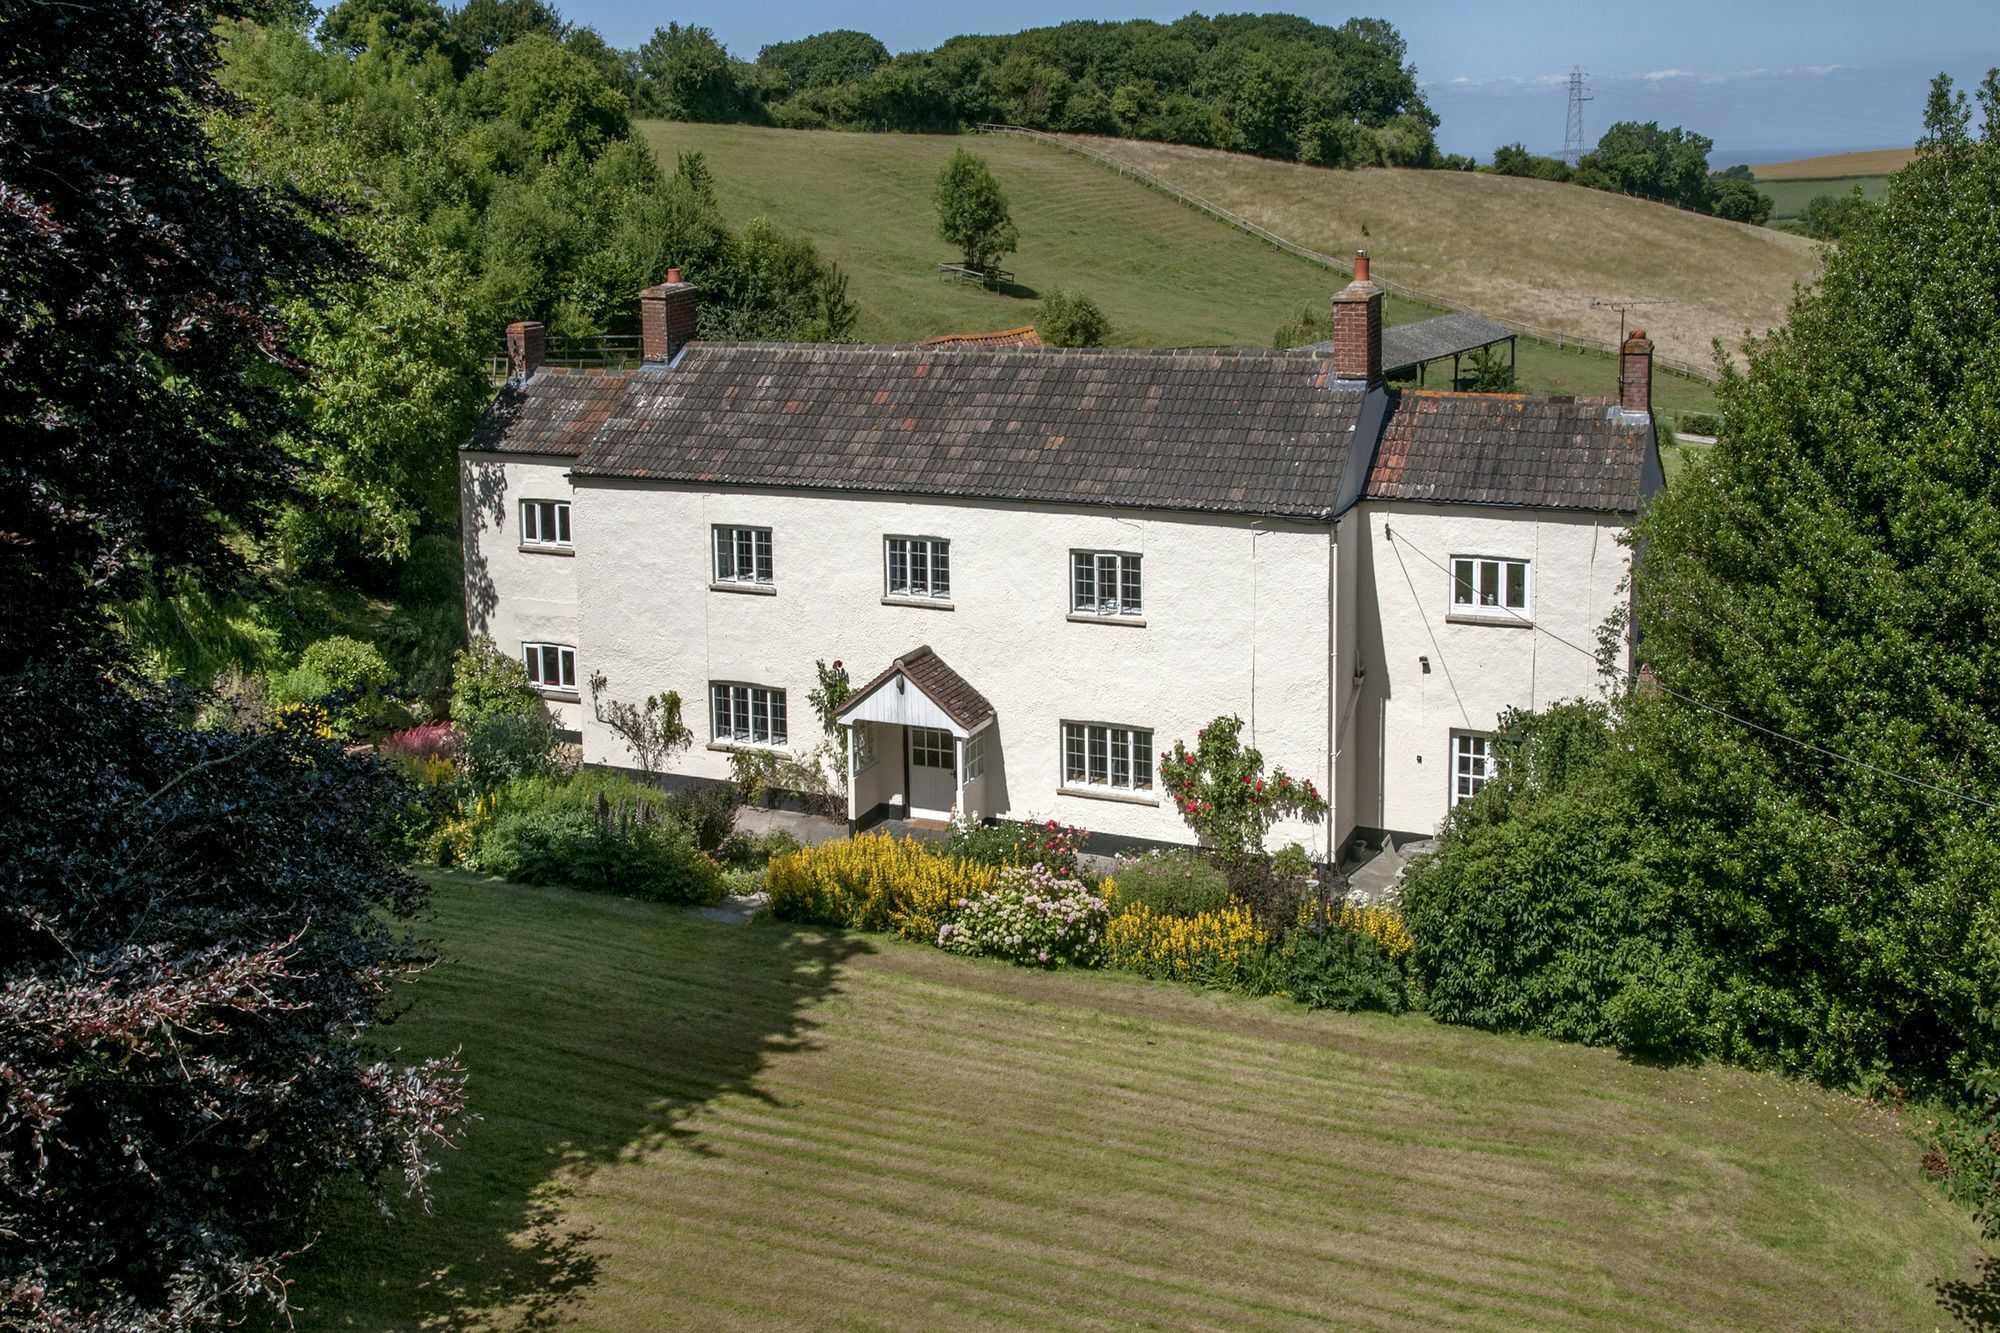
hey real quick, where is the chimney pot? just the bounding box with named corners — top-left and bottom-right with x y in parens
top-left (640, 269), bottom-right (699, 362)
top-left (505, 320), bottom-right (545, 381)
top-left (1619, 328), bottom-right (1654, 417)
top-left (1353, 250), bottom-right (1370, 283)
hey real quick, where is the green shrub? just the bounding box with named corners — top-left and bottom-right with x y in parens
top-left (1104, 849), bottom-right (1231, 917)
top-left (945, 814), bottom-right (1021, 867)
top-left (471, 773), bottom-right (721, 904)
top-left (1034, 288), bottom-right (1109, 348)
top-left (450, 637), bottom-right (541, 723)
top-left (1677, 411), bottom-right (1721, 437)
top-left (267, 635), bottom-right (403, 740)
top-left (663, 783), bottom-right (738, 853)
top-left (1273, 926), bottom-right (1406, 1013)
top-left (462, 711), bottom-right (556, 792)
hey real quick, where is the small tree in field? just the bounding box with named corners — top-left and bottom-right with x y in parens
top-left (1034, 288), bottom-right (1110, 347)
top-left (1163, 716), bottom-right (1328, 861)
top-left (933, 148), bottom-right (1018, 272)
top-left (589, 671), bottom-right (693, 775)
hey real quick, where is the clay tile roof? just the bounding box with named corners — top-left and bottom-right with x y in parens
top-left (567, 342), bottom-right (1362, 520)
top-left (465, 367), bottom-right (631, 458)
top-left (838, 645), bottom-right (995, 731)
top-left (1368, 391), bottom-right (1652, 512)
top-left (920, 325), bottom-right (1044, 349)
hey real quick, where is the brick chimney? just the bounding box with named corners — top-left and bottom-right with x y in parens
top-left (1619, 327), bottom-right (1654, 416)
top-left (1330, 250), bottom-right (1383, 387)
top-left (505, 320), bottom-right (545, 381)
top-left (640, 267), bottom-right (699, 362)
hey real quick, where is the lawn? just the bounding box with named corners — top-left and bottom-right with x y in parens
top-left (640, 122), bottom-right (1720, 425)
top-left (280, 872), bottom-right (1988, 1329)
top-left (1754, 174), bottom-right (1892, 223)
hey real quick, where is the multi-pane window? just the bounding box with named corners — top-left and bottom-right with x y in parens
top-left (522, 642), bottom-right (576, 691)
top-left (1451, 556), bottom-right (1529, 618)
top-left (885, 536), bottom-right (951, 601)
top-left (852, 723), bottom-right (878, 772)
top-left (910, 726), bottom-right (954, 770)
top-left (1062, 722), bottom-right (1154, 792)
top-left (1072, 551), bottom-right (1143, 617)
top-left (713, 525), bottom-right (773, 585)
top-left (710, 683), bottom-right (787, 747)
top-left (964, 731), bottom-right (988, 782)
top-left (1453, 733), bottom-right (1494, 805)
top-left (520, 499), bottom-right (571, 547)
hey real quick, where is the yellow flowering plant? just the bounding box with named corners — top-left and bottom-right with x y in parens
top-left (766, 831), bottom-right (998, 941)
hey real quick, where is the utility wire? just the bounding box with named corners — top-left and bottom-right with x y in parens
top-left (1384, 528), bottom-right (2000, 813)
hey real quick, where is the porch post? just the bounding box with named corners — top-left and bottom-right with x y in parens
top-left (953, 734), bottom-right (967, 819)
top-left (845, 722), bottom-right (859, 830)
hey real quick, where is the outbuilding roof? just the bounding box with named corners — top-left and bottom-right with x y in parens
top-left (1301, 310), bottom-right (1514, 378)
top-left (466, 341), bottom-right (1654, 517)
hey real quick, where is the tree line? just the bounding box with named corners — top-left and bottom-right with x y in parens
top-left (1489, 122), bottom-right (1776, 224)
top-left (321, 2), bottom-right (1459, 169)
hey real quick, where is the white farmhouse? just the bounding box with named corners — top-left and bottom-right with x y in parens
top-left (461, 257), bottom-right (1662, 860)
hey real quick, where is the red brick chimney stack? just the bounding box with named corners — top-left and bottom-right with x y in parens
top-left (505, 320), bottom-right (545, 381)
top-left (640, 268), bottom-right (699, 362)
top-left (1619, 327), bottom-right (1654, 416)
top-left (1330, 250), bottom-right (1384, 387)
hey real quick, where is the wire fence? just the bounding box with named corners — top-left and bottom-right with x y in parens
top-left (975, 124), bottom-right (1720, 385)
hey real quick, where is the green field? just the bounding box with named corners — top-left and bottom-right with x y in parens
top-left (641, 122), bottom-right (1720, 423)
top-left (281, 872), bottom-right (1986, 1329)
top-left (1754, 174), bottom-right (1892, 222)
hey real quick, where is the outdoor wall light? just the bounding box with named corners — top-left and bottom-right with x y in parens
top-left (1419, 655), bottom-right (1430, 673)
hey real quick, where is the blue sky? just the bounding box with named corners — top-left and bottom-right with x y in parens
top-left (560, 1), bottom-right (1998, 160)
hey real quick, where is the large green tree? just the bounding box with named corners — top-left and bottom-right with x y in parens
top-left (933, 148), bottom-right (1018, 271)
top-left (1405, 73), bottom-right (2000, 1105)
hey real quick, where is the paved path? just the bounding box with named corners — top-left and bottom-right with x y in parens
top-left (693, 891), bottom-right (768, 925)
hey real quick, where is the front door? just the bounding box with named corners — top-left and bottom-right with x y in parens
top-left (908, 726), bottom-right (957, 820)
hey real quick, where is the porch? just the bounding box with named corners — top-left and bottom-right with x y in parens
top-left (834, 645), bottom-right (1002, 830)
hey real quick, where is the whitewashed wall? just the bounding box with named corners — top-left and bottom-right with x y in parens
top-left (1350, 502), bottom-right (1630, 836)
top-left (568, 481), bottom-right (1339, 856)
top-left (461, 452), bottom-right (581, 732)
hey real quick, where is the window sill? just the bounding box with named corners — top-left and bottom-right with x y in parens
top-left (1445, 612), bottom-right (1533, 628)
top-left (536, 689), bottom-right (581, 703)
top-left (1067, 612), bottom-right (1147, 628)
top-left (518, 543), bottom-right (575, 557)
top-left (1058, 785), bottom-right (1159, 807)
top-left (882, 595), bottom-right (954, 611)
top-left (711, 581), bottom-right (777, 596)
top-left (707, 740), bottom-right (791, 756)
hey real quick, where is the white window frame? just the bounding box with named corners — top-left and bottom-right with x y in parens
top-left (852, 722), bottom-right (878, 772)
top-left (1061, 721), bottom-right (1154, 792)
top-left (1452, 731), bottom-right (1495, 805)
top-left (909, 726), bottom-right (954, 770)
top-left (964, 730), bottom-right (988, 782)
top-left (713, 525), bottom-right (774, 586)
top-left (710, 682), bottom-right (788, 749)
top-left (1450, 555), bottom-right (1530, 621)
top-left (884, 535), bottom-right (951, 602)
top-left (522, 642), bottom-right (576, 693)
top-left (1071, 550), bottom-right (1143, 618)
top-left (520, 498), bottom-right (571, 548)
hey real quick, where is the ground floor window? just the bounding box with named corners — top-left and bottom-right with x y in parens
top-left (910, 726), bottom-right (954, 769)
top-left (964, 730), bottom-right (988, 781)
top-left (522, 642), bottom-right (575, 691)
top-left (1062, 722), bottom-right (1153, 791)
top-left (1452, 732), bottom-right (1494, 804)
top-left (711, 682), bottom-right (787, 747)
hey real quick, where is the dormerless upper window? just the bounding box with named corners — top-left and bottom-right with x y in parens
top-left (1072, 551), bottom-right (1142, 617)
top-left (886, 536), bottom-right (951, 601)
top-left (1452, 556), bottom-right (1529, 618)
top-left (714, 526), bottom-right (773, 585)
top-left (1062, 722), bottom-right (1153, 792)
top-left (711, 683), bottom-right (787, 747)
top-left (523, 642), bottom-right (576, 691)
top-left (521, 499), bottom-right (571, 547)
top-left (1452, 732), bottom-right (1494, 805)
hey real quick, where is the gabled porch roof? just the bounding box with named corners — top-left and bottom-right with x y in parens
top-left (835, 645), bottom-right (994, 739)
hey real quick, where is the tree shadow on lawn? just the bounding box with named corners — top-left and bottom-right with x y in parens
top-left (281, 892), bottom-right (873, 1330)
top-left (1938, 1254), bottom-right (2000, 1331)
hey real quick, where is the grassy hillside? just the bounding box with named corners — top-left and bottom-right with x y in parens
top-left (1751, 147), bottom-right (1914, 179)
top-left (280, 874), bottom-right (1986, 1329)
top-left (1756, 174), bottom-right (1892, 223)
top-left (640, 122), bottom-right (1720, 420)
top-left (1053, 134), bottom-right (1821, 374)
